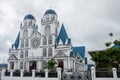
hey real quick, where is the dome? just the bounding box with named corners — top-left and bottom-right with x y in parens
top-left (24, 14), bottom-right (36, 20)
top-left (44, 9), bottom-right (57, 15)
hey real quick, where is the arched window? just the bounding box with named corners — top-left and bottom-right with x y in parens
top-left (23, 29), bottom-right (28, 38)
top-left (51, 15), bottom-right (55, 21)
top-left (25, 50), bottom-right (28, 57)
top-left (43, 37), bottom-right (47, 45)
top-left (43, 48), bottom-right (47, 57)
top-left (25, 39), bottom-right (29, 47)
top-left (20, 50), bottom-right (24, 58)
top-left (21, 39), bottom-right (24, 48)
top-left (45, 25), bottom-right (50, 34)
top-left (48, 36), bottom-right (52, 44)
top-left (48, 48), bottom-right (52, 57)
top-left (24, 61), bottom-right (26, 70)
top-left (20, 61), bottom-right (23, 69)
top-left (29, 20), bottom-right (32, 25)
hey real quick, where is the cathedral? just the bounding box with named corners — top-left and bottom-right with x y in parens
top-left (8, 9), bottom-right (87, 72)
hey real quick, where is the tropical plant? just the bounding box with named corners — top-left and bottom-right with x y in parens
top-left (91, 32), bottom-right (120, 68)
top-left (47, 58), bottom-right (57, 70)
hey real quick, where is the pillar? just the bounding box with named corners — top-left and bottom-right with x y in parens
top-left (57, 67), bottom-right (62, 80)
top-left (20, 69), bottom-right (23, 77)
top-left (68, 57), bottom-right (70, 69)
top-left (1, 69), bottom-right (5, 80)
top-left (74, 61), bottom-right (75, 72)
top-left (32, 69), bottom-right (35, 77)
top-left (8, 62), bottom-right (10, 70)
top-left (112, 68), bottom-right (117, 80)
top-left (10, 70), bottom-right (13, 80)
top-left (10, 70), bottom-right (13, 77)
top-left (91, 67), bottom-right (95, 80)
top-left (27, 61), bottom-right (29, 72)
top-left (45, 69), bottom-right (48, 78)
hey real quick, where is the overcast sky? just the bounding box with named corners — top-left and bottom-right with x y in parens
top-left (0, 0), bottom-right (120, 63)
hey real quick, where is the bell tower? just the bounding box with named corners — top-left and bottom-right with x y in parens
top-left (20, 14), bottom-right (38, 48)
top-left (41, 9), bottom-right (59, 58)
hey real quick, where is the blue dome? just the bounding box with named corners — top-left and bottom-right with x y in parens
top-left (44, 9), bottom-right (57, 15)
top-left (24, 14), bottom-right (36, 20)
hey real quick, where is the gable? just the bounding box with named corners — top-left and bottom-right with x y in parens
top-left (8, 54), bottom-right (18, 60)
top-left (73, 46), bottom-right (85, 59)
top-left (54, 51), bottom-right (68, 58)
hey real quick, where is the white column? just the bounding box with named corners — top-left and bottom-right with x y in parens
top-left (39, 61), bottom-right (42, 70)
top-left (45, 69), bottom-right (48, 78)
top-left (68, 57), bottom-right (70, 69)
top-left (27, 61), bottom-right (29, 72)
top-left (16, 61), bottom-right (18, 70)
top-left (8, 62), bottom-right (10, 70)
top-left (10, 70), bottom-right (14, 80)
top-left (57, 68), bottom-right (62, 80)
top-left (74, 61), bottom-right (75, 72)
top-left (32, 69), bottom-right (35, 77)
top-left (14, 62), bottom-right (16, 70)
top-left (1, 69), bottom-right (5, 80)
top-left (112, 68), bottom-right (117, 80)
top-left (91, 67), bottom-right (95, 80)
top-left (18, 61), bottom-right (20, 70)
top-left (23, 61), bottom-right (25, 70)
top-left (20, 69), bottom-right (23, 77)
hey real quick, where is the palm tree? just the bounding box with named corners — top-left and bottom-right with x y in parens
top-left (47, 58), bottom-right (57, 70)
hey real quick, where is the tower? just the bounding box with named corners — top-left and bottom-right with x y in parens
top-left (19, 14), bottom-right (39, 70)
top-left (41, 9), bottom-right (59, 58)
top-left (20, 14), bottom-right (37, 49)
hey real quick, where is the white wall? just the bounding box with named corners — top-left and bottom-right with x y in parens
top-left (3, 77), bottom-right (59, 80)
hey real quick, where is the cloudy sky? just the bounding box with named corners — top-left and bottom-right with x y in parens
top-left (0, 0), bottom-right (120, 63)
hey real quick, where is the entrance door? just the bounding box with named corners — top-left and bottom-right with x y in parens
top-left (29, 61), bottom-right (36, 71)
top-left (10, 62), bottom-right (14, 69)
top-left (58, 60), bottom-right (64, 71)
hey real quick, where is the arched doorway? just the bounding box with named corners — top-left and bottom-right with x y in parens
top-left (29, 61), bottom-right (36, 71)
top-left (10, 62), bottom-right (14, 69)
top-left (58, 60), bottom-right (64, 71)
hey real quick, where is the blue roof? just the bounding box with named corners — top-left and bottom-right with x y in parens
top-left (44, 9), bottom-right (57, 15)
top-left (24, 14), bottom-right (36, 20)
top-left (56, 24), bottom-right (71, 45)
top-left (113, 44), bottom-right (120, 48)
top-left (14, 32), bottom-right (20, 49)
top-left (0, 64), bottom-right (8, 68)
top-left (73, 46), bottom-right (85, 58)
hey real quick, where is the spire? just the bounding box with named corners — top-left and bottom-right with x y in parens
top-left (14, 32), bottom-right (20, 49)
top-left (56, 24), bottom-right (70, 45)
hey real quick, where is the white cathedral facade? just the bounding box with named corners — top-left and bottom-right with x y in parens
top-left (8, 9), bottom-right (87, 72)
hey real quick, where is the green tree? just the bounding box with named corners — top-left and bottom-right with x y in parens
top-left (47, 58), bottom-right (57, 70)
top-left (91, 32), bottom-right (120, 68)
